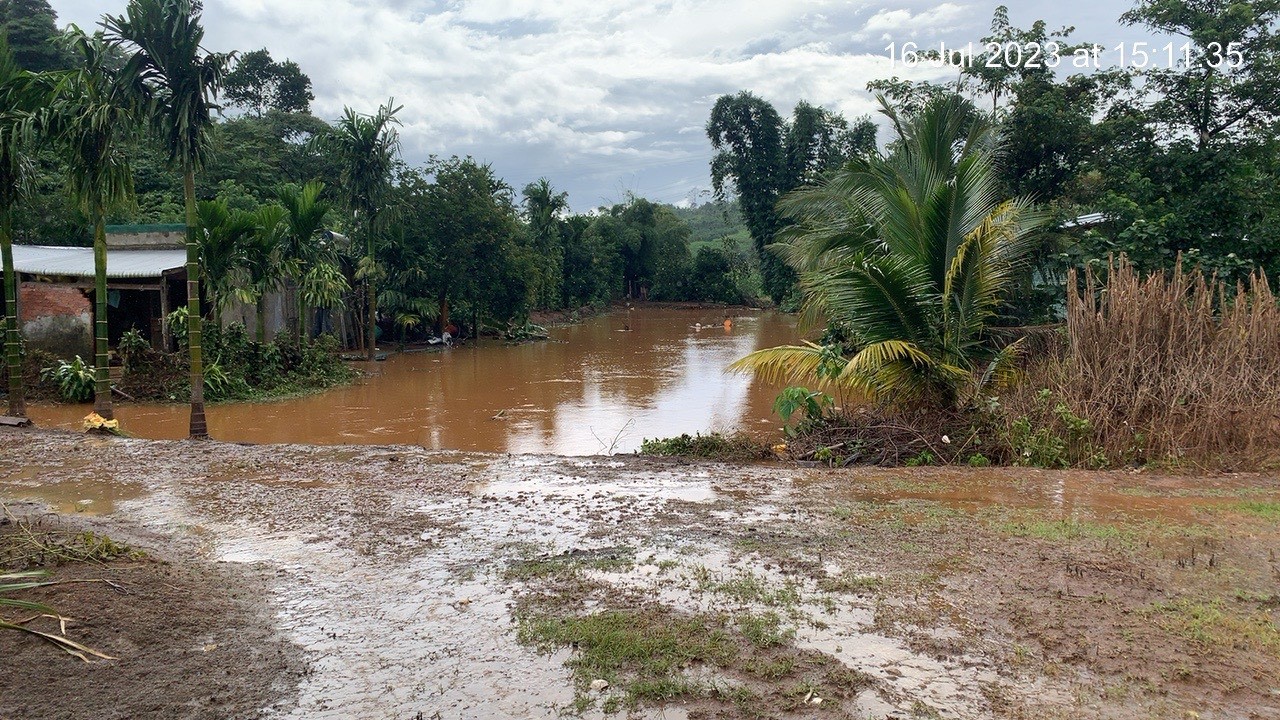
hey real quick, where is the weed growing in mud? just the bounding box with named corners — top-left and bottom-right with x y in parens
top-left (1143, 599), bottom-right (1280, 656)
top-left (817, 571), bottom-right (882, 595)
top-left (503, 548), bottom-right (636, 582)
top-left (517, 610), bottom-right (736, 709)
top-left (992, 514), bottom-right (1134, 546)
top-left (692, 567), bottom-right (802, 608)
top-left (738, 611), bottom-right (794, 648)
top-left (638, 432), bottom-right (773, 461)
top-left (1227, 501), bottom-right (1280, 521)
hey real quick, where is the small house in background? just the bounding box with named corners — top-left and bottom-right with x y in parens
top-left (5, 225), bottom-right (188, 359)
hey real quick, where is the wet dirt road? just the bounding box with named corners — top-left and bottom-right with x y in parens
top-left (26, 308), bottom-right (793, 454)
top-left (3, 430), bottom-right (1279, 720)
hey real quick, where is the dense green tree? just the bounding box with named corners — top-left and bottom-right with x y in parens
top-left (223, 48), bottom-right (313, 116)
top-left (0, 0), bottom-right (72, 72)
top-left (317, 99), bottom-right (401, 359)
top-left (707, 91), bottom-right (875, 304)
top-left (734, 96), bottom-right (1045, 407)
top-left (1121, 0), bottom-right (1280, 150)
top-left (49, 30), bottom-right (140, 420)
top-left (561, 213), bottom-right (619, 307)
top-left (0, 35), bottom-right (43, 418)
top-left (105, 0), bottom-right (231, 439)
top-left (414, 156), bottom-right (530, 331)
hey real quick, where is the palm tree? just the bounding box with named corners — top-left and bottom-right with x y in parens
top-left (0, 37), bottom-right (39, 419)
top-left (237, 204), bottom-right (286, 343)
top-left (104, 0), bottom-right (229, 439)
top-left (317, 100), bottom-right (401, 361)
top-left (732, 95), bottom-right (1045, 408)
top-left (48, 30), bottom-right (138, 421)
top-left (195, 198), bottom-right (255, 326)
top-left (277, 180), bottom-right (331, 341)
top-left (522, 178), bottom-right (568, 308)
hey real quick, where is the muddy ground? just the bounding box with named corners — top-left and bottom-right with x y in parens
top-left (1, 428), bottom-right (1278, 720)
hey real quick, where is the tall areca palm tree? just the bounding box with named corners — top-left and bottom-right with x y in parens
top-left (49, 30), bottom-right (138, 421)
top-left (523, 178), bottom-right (568, 308)
top-left (195, 198), bottom-right (255, 326)
top-left (318, 100), bottom-right (401, 360)
top-left (104, 0), bottom-right (229, 439)
top-left (0, 37), bottom-right (40, 419)
top-left (732, 95), bottom-right (1045, 408)
top-left (277, 180), bottom-right (331, 340)
top-left (237, 204), bottom-right (286, 343)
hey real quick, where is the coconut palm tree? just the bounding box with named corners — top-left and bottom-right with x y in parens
top-left (104, 0), bottom-right (229, 439)
top-left (0, 37), bottom-right (38, 419)
top-left (732, 95), bottom-right (1046, 408)
top-left (237, 204), bottom-right (287, 343)
top-left (195, 198), bottom-right (256, 327)
top-left (317, 100), bottom-right (401, 360)
top-left (48, 30), bottom-right (139, 421)
top-left (277, 180), bottom-right (331, 341)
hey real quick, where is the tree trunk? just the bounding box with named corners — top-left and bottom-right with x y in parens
top-left (184, 169), bottom-right (208, 439)
top-left (297, 288), bottom-right (307, 345)
top-left (365, 233), bottom-right (376, 361)
top-left (256, 297), bottom-right (266, 344)
top-left (92, 210), bottom-right (112, 420)
top-left (438, 294), bottom-right (449, 336)
top-left (1, 211), bottom-right (25, 419)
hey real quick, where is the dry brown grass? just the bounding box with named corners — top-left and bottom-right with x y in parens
top-left (1015, 257), bottom-right (1280, 468)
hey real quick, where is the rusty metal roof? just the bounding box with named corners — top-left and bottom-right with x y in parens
top-left (11, 245), bottom-right (186, 280)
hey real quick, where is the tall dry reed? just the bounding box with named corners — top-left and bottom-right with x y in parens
top-left (1023, 257), bottom-right (1280, 467)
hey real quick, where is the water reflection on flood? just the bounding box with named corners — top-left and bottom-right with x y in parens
top-left (28, 308), bottom-right (795, 454)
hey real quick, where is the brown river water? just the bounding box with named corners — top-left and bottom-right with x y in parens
top-left (28, 307), bottom-right (796, 454)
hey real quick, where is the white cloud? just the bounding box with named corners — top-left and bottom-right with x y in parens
top-left (46, 1), bottom-right (1110, 209)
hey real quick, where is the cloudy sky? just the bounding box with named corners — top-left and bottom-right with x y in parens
top-left (49, 1), bottom-right (1151, 211)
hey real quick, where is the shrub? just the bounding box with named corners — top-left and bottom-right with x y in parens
top-left (40, 356), bottom-right (96, 403)
top-left (1009, 257), bottom-right (1280, 468)
top-left (638, 432), bottom-right (773, 461)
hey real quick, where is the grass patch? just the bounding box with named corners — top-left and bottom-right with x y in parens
top-left (638, 432), bottom-right (773, 462)
top-left (738, 611), bottom-right (794, 648)
top-left (993, 514), bottom-right (1134, 545)
top-left (503, 548), bottom-right (634, 582)
top-left (1144, 598), bottom-right (1280, 656)
top-left (692, 568), bottom-right (802, 607)
top-left (1227, 501), bottom-right (1280, 521)
top-left (517, 610), bottom-right (737, 709)
top-left (817, 571), bottom-right (883, 595)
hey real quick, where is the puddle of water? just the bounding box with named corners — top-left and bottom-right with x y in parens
top-left (26, 308), bottom-right (793, 455)
top-left (0, 462), bottom-right (144, 515)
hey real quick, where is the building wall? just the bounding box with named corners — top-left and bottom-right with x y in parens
top-left (19, 282), bottom-right (92, 359)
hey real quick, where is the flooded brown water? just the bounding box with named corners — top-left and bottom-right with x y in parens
top-left (27, 308), bottom-right (795, 454)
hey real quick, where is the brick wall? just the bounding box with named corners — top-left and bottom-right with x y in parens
top-left (19, 282), bottom-right (92, 359)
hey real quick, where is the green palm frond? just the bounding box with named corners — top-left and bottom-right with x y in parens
top-left (740, 93), bottom-right (1042, 407)
top-left (729, 342), bottom-right (838, 390)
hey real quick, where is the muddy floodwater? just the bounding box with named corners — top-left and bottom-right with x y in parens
top-left (27, 308), bottom-right (793, 454)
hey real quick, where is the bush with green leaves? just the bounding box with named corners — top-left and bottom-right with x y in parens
top-left (638, 432), bottom-right (773, 461)
top-left (40, 356), bottom-right (96, 403)
top-left (772, 386), bottom-right (833, 437)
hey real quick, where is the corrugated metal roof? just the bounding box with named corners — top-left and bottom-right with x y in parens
top-left (11, 245), bottom-right (186, 280)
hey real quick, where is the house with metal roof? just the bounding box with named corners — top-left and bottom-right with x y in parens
top-left (4, 225), bottom-right (189, 358)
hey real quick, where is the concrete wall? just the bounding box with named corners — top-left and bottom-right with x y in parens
top-left (19, 282), bottom-right (92, 359)
top-left (105, 229), bottom-right (185, 250)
